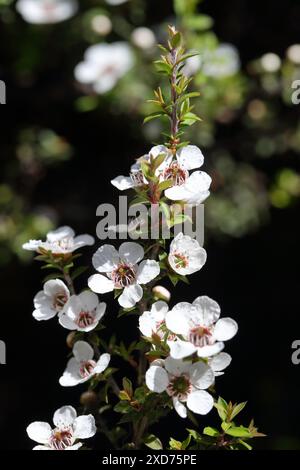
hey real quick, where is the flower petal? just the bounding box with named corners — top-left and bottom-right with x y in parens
top-left (187, 390), bottom-right (214, 415)
top-left (33, 307), bottom-right (57, 321)
top-left (164, 357), bottom-right (191, 376)
top-left (111, 176), bottom-right (134, 191)
top-left (94, 353), bottom-right (110, 373)
top-left (53, 406), bottom-right (77, 428)
top-left (145, 365), bottom-right (169, 393)
top-left (136, 259), bottom-right (160, 285)
top-left (73, 415), bottom-right (96, 439)
top-left (73, 234), bottom-right (95, 248)
top-left (59, 358), bottom-right (82, 387)
top-left (209, 352), bottom-right (232, 373)
top-left (189, 362), bottom-right (214, 389)
top-left (78, 290), bottom-right (99, 311)
top-left (177, 145), bottom-right (204, 170)
top-left (118, 284), bottom-right (143, 308)
top-left (196, 342), bottom-right (224, 358)
top-left (73, 341), bottom-right (94, 362)
top-left (165, 302), bottom-right (192, 336)
top-left (26, 422), bottom-right (52, 444)
top-left (58, 313), bottom-right (77, 330)
top-left (88, 274), bottom-right (114, 294)
top-left (214, 318), bottom-right (238, 341)
top-left (173, 397), bottom-right (187, 418)
top-left (92, 245), bottom-right (119, 272)
top-left (168, 339), bottom-right (196, 359)
top-left (119, 242), bottom-right (144, 265)
top-left (192, 296), bottom-right (221, 326)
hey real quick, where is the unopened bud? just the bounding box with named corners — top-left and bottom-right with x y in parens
top-left (80, 390), bottom-right (99, 408)
top-left (66, 331), bottom-right (77, 349)
top-left (152, 285), bottom-right (171, 302)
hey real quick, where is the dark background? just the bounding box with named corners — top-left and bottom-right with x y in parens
top-left (1, 0), bottom-right (300, 450)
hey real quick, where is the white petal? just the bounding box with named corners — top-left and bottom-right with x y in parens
top-left (145, 366), bottom-right (168, 393)
top-left (58, 313), bottom-right (77, 330)
top-left (151, 301), bottom-right (169, 317)
top-left (66, 442), bottom-right (83, 450)
top-left (196, 342), bottom-right (224, 358)
top-left (92, 245), bottom-right (119, 272)
top-left (192, 296), bottom-right (221, 326)
top-left (214, 318), bottom-right (238, 341)
top-left (173, 397), bottom-right (187, 418)
top-left (149, 144), bottom-right (168, 159)
top-left (88, 274), bottom-right (114, 294)
top-left (189, 362), bottom-right (214, 389)
top-left (168, 339), bottom-right (196, 359)
top-left (164, 357), bottom-right (191, 376)
top-left (187, 390), bottom-right (214, 415)
top-left (177, 145), bottom-right (204, 170)
top-left (209, 352), bottom-right (232, 372)
top-left (169, 233), bottom-right (207, 275)
top-left (118, 284), bottom-right (143, 308)
top-left (43, 279), bottom-right (69, 298)
top-left (26, 422), bottom-right (52, 444)
top-left (73, 341), bottom-right (94, 362)
top-left (73, 415), bottom-right (96, 439)
top-left (136, 259), bottom-right (160, 285)
top-left (47, 226), bottom-right (74, 242)
top-left (33, 307), bottom-right (57, 321)
top-left (53, 406), bottom-right (77, 428)
top-left (78, 290), bottom-right (99, 311)
top-left (74, 61), bottom-right (98, 84)
top-left (139, 311), bottom-right (155, 337)
top-left (95, 302), bottom-right (106, 322)
top-left (119, 242), bottom-right (144, 265)
top-left (32, 445), bottom-right (50, 450)
top-left (111, 176), bottom-right (134, 191)
top-left (94, 353), bottom-right (110, 373)
top-left (59, 358), bottom-right (82, 387)
top-left (73, 234), bottom-right (95, 248)
top-left (165, 302), bottom-right (192, 336)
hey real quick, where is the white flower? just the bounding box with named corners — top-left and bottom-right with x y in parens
top-left (165, 296), bottom-right (238, 359)
top-left (111, 145), bottom-right (167, 191)
top-left (59, 341), bottom-right (110, 387)
top-left (168, 233), bottom-right (207, 275)
top-left (183, 55), bottom-right (202, 76)
top-left (131, 27), bottom-right (156, 50)
top-left (22, 225), bottom-right (94, 254)
top-left (146, 357), bottom-right (214, 418)
top-left (203, 44), bottom-right (240, 78)
top-left (162, 145), bottom-right (211, 205)
top-left (26, 405), bottom-right (96, 450)
top-left (16, 0), bottom-right (78, 24)
top-left (260, 53), bottom-right (281, 73)
top-left (91, 15), bottom-right (112, 36)
top-left (139, 301), bottom-right (175, 341)
top-left (33, 279), bottom-right (70, 321)
top-left (208, 352), bottom-right (232, 377)
top-left (59, 291), bottom-right (106, 332)
top-left (287, 44), bottom-right (300, 64)
top-left (74, 42), bottom-right (134, 94)
top-left (88, 242), bottom-right (160, 308)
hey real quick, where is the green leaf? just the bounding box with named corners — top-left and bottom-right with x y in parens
top-left (119, 390), bottom-right (131, 401)
top-left (144, 113), bottom-right (165, 124)
top-left (183, 14), bottom-right (214, 31)
top-left (169, 437), bottom-right (182, 450)
top-left (144, 434), bottom-right (163, 450)
top-left (122, 377), bottom-right (133, 398)
top-left (225, 426), bottom-right (252, 438)
top-left (238, 439), bottom-right (252, 450)
top-left (231, 401), bottom-right (247, 420)
top-left (203, 426), bottom-right (220, 437)
top-left (170, 31), bottom-right (182, 48)
top-left (221, 421), bottom-right (232, 433)
top-left (215, 396), bottom-right (228, 421)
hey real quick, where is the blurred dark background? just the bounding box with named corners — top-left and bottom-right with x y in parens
top-left (1, 0), bottom-right (300, 450)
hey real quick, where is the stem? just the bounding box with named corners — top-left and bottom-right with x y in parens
top-left (170, 48), bottom-right (179, 149)
top-left (63, 271), bottom-right (75, 295)
top-left (133, 416), bottom-right (148, 449)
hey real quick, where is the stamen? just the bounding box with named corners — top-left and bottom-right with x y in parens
top-left (189, 325), bottom-right (213, 348)
top-left (172, 252), bottom-right (189, 269)
top-left (49, 428), bottom-right (73, 450)
top-left (76, 311), bottom-right (95, 328)
top-left (130, 170), bottom-right (144, 187)
top-left (163, 162), bottom-right (188, 186)
top-left (53, 291), bottom-right (68, 311)
top-left (167, 373), bottom-right (192, 401)
top-left (79, 360), bottom-right (96, 378)
top-left (111, 263), bottom-right (136, 288)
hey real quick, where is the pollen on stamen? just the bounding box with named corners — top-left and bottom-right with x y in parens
top-left (49, 428), bottom-right (73, 450)
top-left (172, 252), bottom-right (189, 269)
top-left (167, 374), bottom-right (192, 401)
top-left (163, 162), bottom-right (188, 186)
top-left (189, 325), bottom-right (213, 348)
top-left (79, 360), bottom-right (96, 378)
top-left (76, 311), bottom-right (95, 328)
top-left (111, 263), bottom-right (136, 288)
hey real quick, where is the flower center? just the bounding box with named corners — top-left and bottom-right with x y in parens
top-left (172, 252), bottom-right (189, 269)
top-left (111, 263), bottom-right (136, 288)
top-left (167, 373), bottom-right (192, 401)
top-left (163, 162), bottom-right (188, 186)
top-left (189, 325), bottom-right (213, 348)
top-left (76, 311), bottom-right (95, 328)
top-left (49, 428), bottom-right (73, 450)
top-left (53, 291), bottom-right (68, 311)
top-left (130, 169), bottom-right (144, 187)
top-left (79, 360), bottom-right (97, 378)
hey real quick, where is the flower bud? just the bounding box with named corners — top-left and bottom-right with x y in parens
top-left (80, 390), bottom-right (99, 408)
top-left (66, 331), bottom-right (77, 349)
top-left (152, 285), bottom-right (171, 302)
